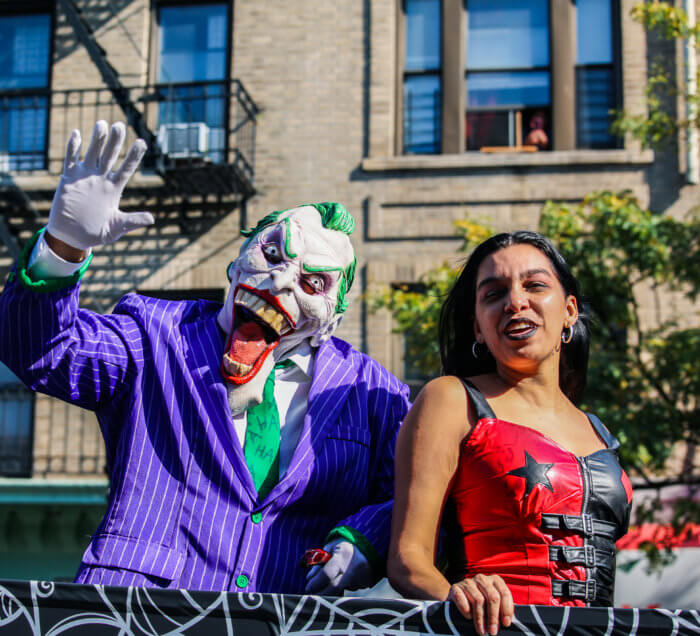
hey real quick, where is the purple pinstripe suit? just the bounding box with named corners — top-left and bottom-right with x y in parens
top-left (0, 278), bottom-right (410, 592)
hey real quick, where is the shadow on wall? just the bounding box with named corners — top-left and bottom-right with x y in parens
top-left (53, 0), bottom-right (144, 68)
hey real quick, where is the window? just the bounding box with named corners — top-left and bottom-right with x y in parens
top-left (465, 0), bottom-right (551, 150)
top-left (156, 3), bottom-right (229, 162)
top-left (0, 10), bottom-right (51, 170)
top-left (400, 0), bottom-right (621, 154)
top-left (576, 0), bottom-right (619, 148)
top-left (403, 0), bottom-right (442, 154)
top-left (0, 362), bottom-right (33, 477)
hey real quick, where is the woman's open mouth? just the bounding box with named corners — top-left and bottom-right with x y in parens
top-left (504, 318), bottom-right (538, 340)
top-left (221, 285), bottom-right (295, 385)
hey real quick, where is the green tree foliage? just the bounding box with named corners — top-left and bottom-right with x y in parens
top-left (539, 192), bottom-right (699, 474)
top-left (612, 2), bottom-right (700, 147)
top-left (368, 221), bottom-right (493, 379)
top-left (371, 193), bottom-right (699, 566)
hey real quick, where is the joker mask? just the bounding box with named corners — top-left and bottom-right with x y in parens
top-left (217, 203), bottom-right (356, 412)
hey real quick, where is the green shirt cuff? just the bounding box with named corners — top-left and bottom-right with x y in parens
top-left (326, 525), bottom-right (383, 578)
top-left (10, 228), bottom-right (92, 293)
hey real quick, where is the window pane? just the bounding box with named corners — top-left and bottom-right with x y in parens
top-left (467, 106), bottom-right (551, 150)
top-left (157, 84), bottom-right (227, 162)
top-left (577, 0), bottom-right (612, 64)
top-left (405, 0), bottom-right (441, 71)
top-left (466, 0), bottom-right (549, 70)
top-left (577, 66), bottom-right (616, 148)
top-left (404, 75), bottom-right (442, 153)
top-left (466, 111), bottom-right (510, 149)
top-left (467, 70), bottom-right (550, 107)
top-left (0, 95), bottom-right (48, 170)
top-left (158, 4), bottom-right (228, 83)
top-left (0, 15), bottom-right (51, 89)
top-left (0, 362), bottom-right (33, 477)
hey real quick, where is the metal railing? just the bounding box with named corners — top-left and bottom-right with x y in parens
top-left (32, 396), bottom-right (106, 478)
top-left (0, 79), bottom-right (258, 190)
top-left (0, 386), bottom-right (106, 478)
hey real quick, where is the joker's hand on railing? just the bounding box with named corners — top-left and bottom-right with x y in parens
top-left (304, 540), bottom-right (373, 596)
top-left (46, 120), bottom-right (154, 257)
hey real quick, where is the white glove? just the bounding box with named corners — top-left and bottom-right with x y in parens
top-left (304, 540), bottom-right (373, 595)
top-left (46, 120), bottom-right (154, 251)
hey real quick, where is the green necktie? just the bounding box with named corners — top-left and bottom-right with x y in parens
top-left (244, 359), bottom-right (295, 500)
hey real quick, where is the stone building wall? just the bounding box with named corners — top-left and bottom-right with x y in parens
top-left (138, 0), bottom-right (660, 374)
top-left (9, 0), bottom-right (697, 476)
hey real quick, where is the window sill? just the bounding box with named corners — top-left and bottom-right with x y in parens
top-left (361, 149), bottom-right (654, 172)
top-left (0, 478), bottom-right (109, 505)
top-left (11, 172), bottom-right (164, 191)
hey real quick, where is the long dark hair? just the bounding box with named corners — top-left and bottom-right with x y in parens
top-left (438, 231), bottom-right (590, 404)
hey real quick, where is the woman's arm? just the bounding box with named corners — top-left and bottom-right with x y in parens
top-left (388, 376), bottom-right (467, 599)
top-left (388, 375), bottom-right (514, 636)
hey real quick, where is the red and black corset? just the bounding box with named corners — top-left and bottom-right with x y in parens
top-left (446, 380), bottom-right (633, 607)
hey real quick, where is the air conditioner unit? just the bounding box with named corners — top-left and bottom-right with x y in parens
top-left (157, 123), bottom-right (210, 158)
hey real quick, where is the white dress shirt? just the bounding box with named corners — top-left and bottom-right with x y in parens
top-left (27, 231), bottom-right (91, 277)
top-left (232, 341), bottom-right (314, 478)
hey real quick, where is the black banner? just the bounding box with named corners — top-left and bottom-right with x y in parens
top-left (0, 579), bottom-right (697, 635)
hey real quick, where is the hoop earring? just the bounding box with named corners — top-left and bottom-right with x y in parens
top-left (561, 325), bottom-right (573, 344)
top-left (472, 341), bottom-right (484, 358)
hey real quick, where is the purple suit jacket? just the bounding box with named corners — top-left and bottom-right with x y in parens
top-left (0, 278), bottom-right (410, 592)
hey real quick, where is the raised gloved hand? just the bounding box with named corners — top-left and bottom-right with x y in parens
top-left (46, 120), bottom-right (154, 251)
top-left (304, 540), bottom-right (373, 595)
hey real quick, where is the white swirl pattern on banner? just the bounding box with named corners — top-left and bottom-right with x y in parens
top-left (0, 580), bottom-right (699, 635)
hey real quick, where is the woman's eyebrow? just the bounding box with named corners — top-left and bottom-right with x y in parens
top-left (521, 268), bottom-right (553, 279)
top-left (476, 268), bottom-right (552, 290)
top-left (476, 276), bottom-right (501, 290)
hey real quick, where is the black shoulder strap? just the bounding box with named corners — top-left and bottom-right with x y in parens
top-left (459, 379), bottom-right (497, 420)
top-left (586, 413), bottom-right (620, 450)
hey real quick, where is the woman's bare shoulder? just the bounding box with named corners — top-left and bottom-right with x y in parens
top-left (404, 376), bottom-right (470, 437)
top-left (421, 375), bottom-right (467, 398)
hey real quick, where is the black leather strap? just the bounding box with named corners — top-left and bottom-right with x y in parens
top-left (540, 513), bottom-right (617, 540)
top-left (548, 545), bottom-right (614, 569)
top-left (585, 413), bottom-right (620, 450)
top-left (551, 578), bottom-right (597, 601)
top-left (460, 379), bottom-right (496, 420)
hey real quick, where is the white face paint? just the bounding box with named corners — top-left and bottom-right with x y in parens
top-left (217, 206), bottom-right (354, 392)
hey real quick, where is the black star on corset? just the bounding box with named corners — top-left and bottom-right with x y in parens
top-left (507, 451), bottom-right (555, 497)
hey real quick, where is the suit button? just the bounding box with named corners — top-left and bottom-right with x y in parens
top-left (251, 512), bottom-right (262, 524)
top-left (236, 574), bottom-right (249, 588)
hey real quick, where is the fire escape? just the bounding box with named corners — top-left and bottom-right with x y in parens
top-left (0, 0), bottom-right (258, 313)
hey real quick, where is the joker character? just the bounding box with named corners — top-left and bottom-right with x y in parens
top-left (0, 121), bottom-right (410, 594)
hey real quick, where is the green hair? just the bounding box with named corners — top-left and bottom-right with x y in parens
top-left (240, 202), bottom-right (356, 313)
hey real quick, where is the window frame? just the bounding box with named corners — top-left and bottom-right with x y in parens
top-left (399, 0), bottom-right (444, 155)
top-left (464, 0), bottom-right (552, 151)
top-left (398, 0), bottom-right (623, 155)
top-left (148, 0), bottom-right (233, 162)
top-left (0, 2), bottom-right (55, 172)
top-left (574, 0), bottom-right (623, 150)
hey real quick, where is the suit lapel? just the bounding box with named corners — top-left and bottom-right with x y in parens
top-left (265, 337), bottom-right (359, 502)
top-left (181, 302), bottom-right (257, 502)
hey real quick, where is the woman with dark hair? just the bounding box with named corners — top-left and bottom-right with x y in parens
top-left (388, 232), bottom-right (632, 635)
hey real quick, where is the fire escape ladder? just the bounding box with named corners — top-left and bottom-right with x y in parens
top-left (56, 0), bottom-right (160, 158)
